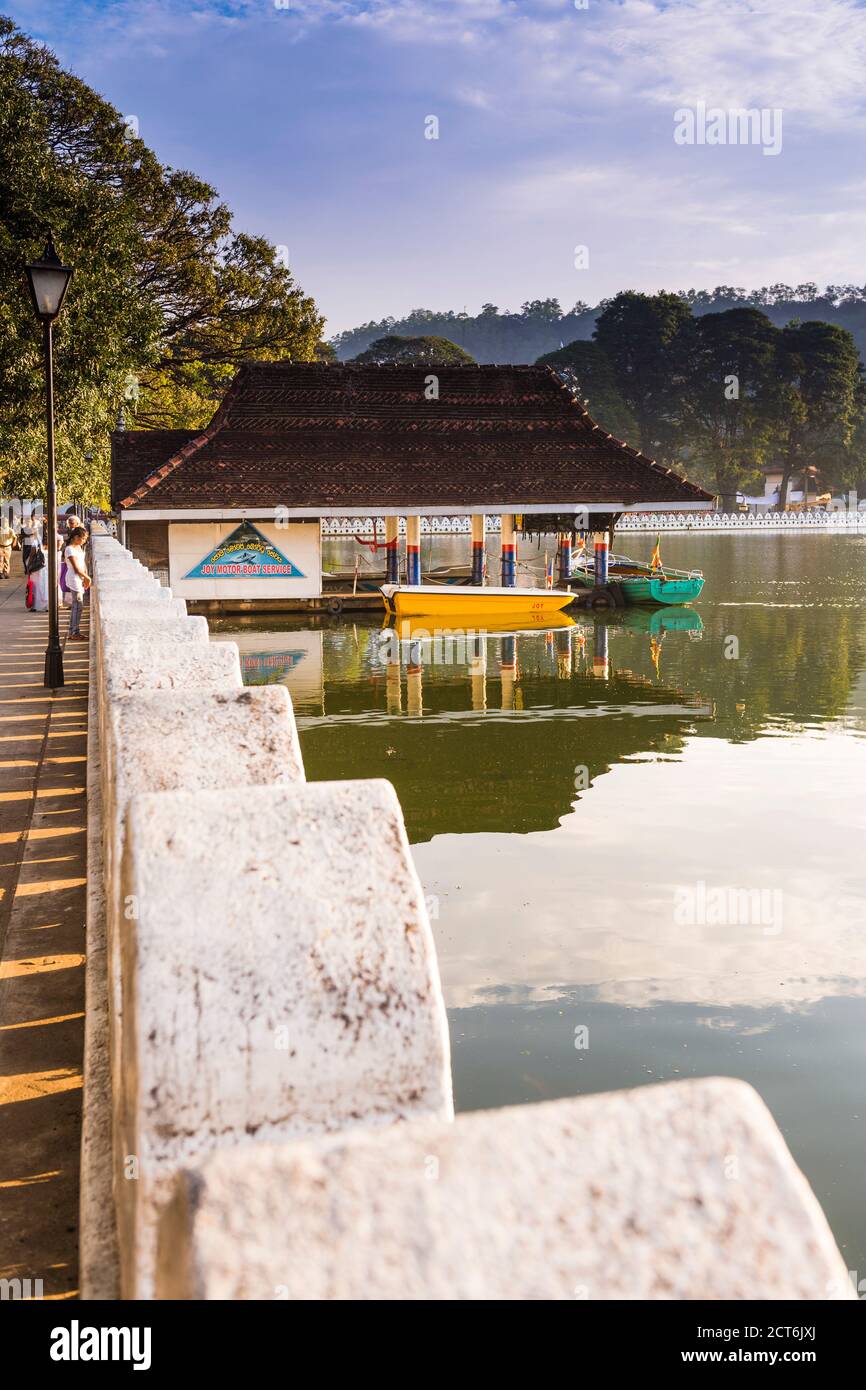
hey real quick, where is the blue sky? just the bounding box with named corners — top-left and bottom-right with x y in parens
top-left (8, 0), bottom-right (866, 334)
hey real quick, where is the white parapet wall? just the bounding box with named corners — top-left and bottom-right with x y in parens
top-left (155, 1079), bottom-right (854, 1301)
top-left (103, 687), bottom-right (307, 1140)
top-left (83, 534), bottom-right (853, 1302)
top-left (83, 535), bottom-right (453, 1300)
top-left (118, 779), bottom-right (452, 1298)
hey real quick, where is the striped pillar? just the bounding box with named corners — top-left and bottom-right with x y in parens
top-left (593, 530), bottom-right (609, 586)
top-left (557, 532), bottom-right (572, 586)
top-left (385, 515), bottom-right (400, 585)
top-left (500, 514), bottom-right (516, 587)
top-left (406, 515), bottom-right (421, 586)
top-left (471, 514), bottom-right (485, 586)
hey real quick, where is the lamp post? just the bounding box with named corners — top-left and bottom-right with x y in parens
top-left (25, 234), bottom-right (74, 689)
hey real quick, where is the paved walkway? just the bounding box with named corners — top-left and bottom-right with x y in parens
top-left (0, 554), bottom-right (89, 1299)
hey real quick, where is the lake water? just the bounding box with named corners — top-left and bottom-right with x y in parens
top-left (212, 532), bottom-right (866, 1278)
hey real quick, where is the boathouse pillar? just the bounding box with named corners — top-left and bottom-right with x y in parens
top-left (557, 532), bottom-right (572, 586)
top-left (406, 515), bottom-right (421, 586)
top-left (471, 515), bottom-right (485, 585)
top-left (385, 516), bottom-right (400, 585)
top-left (593, 530), bottom-right (609, 586)
top-left (500, 514), bottom-right (516, 587)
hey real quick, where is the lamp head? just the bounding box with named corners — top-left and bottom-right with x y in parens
top-left (25, 233), bottom-right (73, 323)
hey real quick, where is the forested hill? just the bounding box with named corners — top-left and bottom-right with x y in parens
top-left (330, 286), bottom-right (866, 365)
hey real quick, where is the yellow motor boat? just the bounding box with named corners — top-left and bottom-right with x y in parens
top-left (380, 583), bottom-right (573, 620)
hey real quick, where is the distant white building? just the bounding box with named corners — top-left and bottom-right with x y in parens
top-left (740, 463), bottom-right (829, 512)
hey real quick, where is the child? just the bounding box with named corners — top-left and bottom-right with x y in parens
top-left (64, 527), bottom-right (91, 639)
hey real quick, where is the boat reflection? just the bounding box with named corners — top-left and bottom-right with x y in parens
top-left (384, 611), bottom-right (577, 639)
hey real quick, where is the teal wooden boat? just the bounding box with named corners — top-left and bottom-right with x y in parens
top-left (571, 552), bottom-right (704, 606)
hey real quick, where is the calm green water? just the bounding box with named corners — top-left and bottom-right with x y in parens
top-left (213, 533), bottom-right (866, 1275)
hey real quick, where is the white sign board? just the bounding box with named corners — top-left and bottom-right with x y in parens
top-left (169, 520), bottom-right (321, 599)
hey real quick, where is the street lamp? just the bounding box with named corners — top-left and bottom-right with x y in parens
top-left (25, 233), bottom-right (74, 689)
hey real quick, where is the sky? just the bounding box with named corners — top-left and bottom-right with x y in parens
top-left (7, 0), bottom-right (866, 336)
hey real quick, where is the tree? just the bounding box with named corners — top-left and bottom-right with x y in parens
top-left (535, 340), bottom-right (638, 444)
top-left (677, 309), bottom-right (780, 507)
top-left (0, 17), bottom-right (324, 504)
top-left (330, 300), bottom-right (596, 364)
top-left (685, 312), bottom-right (767, 501)
top-left (520, 299), bottom-right (563, 321)
top-left (839, 379), bottom-right (866, 500)
top-left (351, 335), bottom-right (476, 365)
top-left (773, 322), bottom-right (864, 509)
top-left (593, 291), bottom-right (693, 460)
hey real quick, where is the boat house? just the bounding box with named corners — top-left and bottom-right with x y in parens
top-left (112, 362), bottom-right (713, 604)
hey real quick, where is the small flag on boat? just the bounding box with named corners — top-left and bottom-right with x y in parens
top-left (650, 535), bottom-right (663, 571)
top-left (545, 554), bottom-right (555, 589)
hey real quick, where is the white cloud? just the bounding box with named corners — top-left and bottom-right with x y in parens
top-left (590, 0), bottom-right (866, 123)
top-left (22, 1), bottom-right (866, 127)
top-left (306, 0), bottom-right (866, 127)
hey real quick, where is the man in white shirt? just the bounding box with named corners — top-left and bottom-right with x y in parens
top-left (0, 517), bottom-right (14, 578)
top-left (20, 513), bottom-right (39, 572)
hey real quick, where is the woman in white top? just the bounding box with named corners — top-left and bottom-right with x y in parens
top-left (64, 527), bottom-right (91, 638)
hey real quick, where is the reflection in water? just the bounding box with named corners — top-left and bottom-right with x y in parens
top-left (212, 533), bottom-right (866, 1268)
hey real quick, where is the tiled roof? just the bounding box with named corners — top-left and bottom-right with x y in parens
top-left (113, 363), bottom-right (713, 511)
top-left (111, 429), bottom-right (198, 509)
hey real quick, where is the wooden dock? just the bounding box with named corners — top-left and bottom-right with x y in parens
top-left (188, 592), bottom-right (384, 617)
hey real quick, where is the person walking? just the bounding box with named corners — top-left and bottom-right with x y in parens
top-left (64, 526), bottom-right (91, 639)
top-left (20, 512), bottom-right (39, 572)
top-left (26, 533), bottom-right (48, 610)
top-left (60, 515), bottom-right (81, 598)
top-left (0, 516), bottom-right (14, 579)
